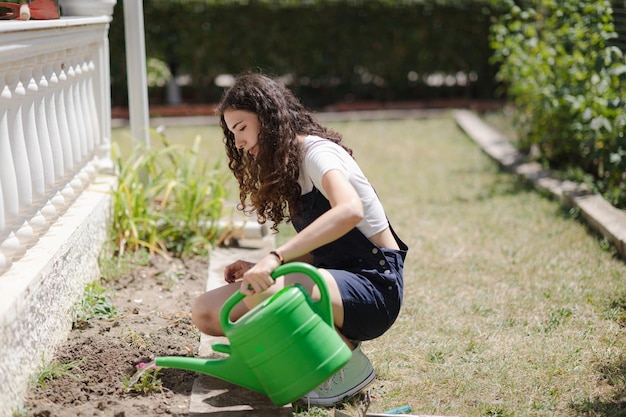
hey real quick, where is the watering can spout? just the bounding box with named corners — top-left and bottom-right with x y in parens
top-left (155, 355), bottom-right (263, 394)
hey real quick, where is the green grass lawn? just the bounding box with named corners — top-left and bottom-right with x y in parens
top-left (114, 113), bottom-right (626, 417)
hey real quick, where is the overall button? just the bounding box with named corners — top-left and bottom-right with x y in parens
top-left (371, 248), bottom-right (379, 254)
top-left (379, 259), bottom-right (386, 266)
top-left (388, 286), bottom-right (393, 290)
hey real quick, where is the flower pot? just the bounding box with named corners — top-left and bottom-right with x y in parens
top-left (58, 0), bottom-right (116, 16)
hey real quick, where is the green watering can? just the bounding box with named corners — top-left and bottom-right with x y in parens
top-left (155, 262), bottom-right (352, 405)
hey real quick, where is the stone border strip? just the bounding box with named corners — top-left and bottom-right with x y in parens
top-left (454, 109), bottom-right (626, 259)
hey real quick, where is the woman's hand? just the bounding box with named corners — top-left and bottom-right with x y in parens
top-left (239, 254), bottom-right (281, 296)
top-left (223, 260), bottom-right (255, 283)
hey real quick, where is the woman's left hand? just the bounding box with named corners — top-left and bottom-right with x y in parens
top-left (240, 254), bottom-right (281, 295)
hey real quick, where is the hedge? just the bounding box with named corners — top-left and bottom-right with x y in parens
top-left (108, 0), bottom-right (500, 109)
top-left (490, 0), bottom-right (626, 209)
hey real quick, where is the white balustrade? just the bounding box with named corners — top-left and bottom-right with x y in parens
top-left (0, 17), bottom-right (114, 274)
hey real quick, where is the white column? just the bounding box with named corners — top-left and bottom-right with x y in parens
top-left (123, 0), bottom-right (150, 148)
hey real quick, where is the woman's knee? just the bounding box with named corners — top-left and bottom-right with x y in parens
top-left (191, 295), bottom-right (223, 336)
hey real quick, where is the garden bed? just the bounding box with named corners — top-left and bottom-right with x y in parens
top-left (22, 254), bottom-right (208, 417)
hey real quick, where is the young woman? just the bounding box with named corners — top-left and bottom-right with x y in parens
top-left (191, 73), bottom-right (408, 407)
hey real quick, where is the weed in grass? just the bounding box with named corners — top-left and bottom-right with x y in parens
top-left (481, 407), bottom-right (513, 417)
top-left (33, 356), bottom-right (84, 389)
top-left (292, 404), bottom-right (330, 416)
top-left (606, 293), bottom-right (626, 327)
top-left (427, 350), bottom-right (446, 364)
top-left (73, 281), bottom-right (119, 328)
top-left (599, 236), bottom-right (614, 253)
top-left (542, 307), bottom-right (573, 333)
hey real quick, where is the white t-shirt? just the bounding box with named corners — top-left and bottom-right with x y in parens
top-left (298, 135), bottom-right (388, 238)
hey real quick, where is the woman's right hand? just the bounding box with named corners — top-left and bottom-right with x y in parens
top-left (223, 260), bottom-right (255, 283)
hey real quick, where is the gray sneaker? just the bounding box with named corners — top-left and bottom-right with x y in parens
top-left (301, 344), bottom-right (375, 407)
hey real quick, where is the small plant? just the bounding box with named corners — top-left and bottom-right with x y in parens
top-left (73, 281), bottom-right (119, 328)
top-left (34, 357), bottom-right (84, 390)
top-left (124, 328), bottom-right (151, 349)
top-left (156, 269), bottom-right (184, 291)
top-left (99, 244), bottom-right (150, 282)
top-left (123, 362), bottom-right (163, 394)
top-left (293, 404), bottom-right (330, 416)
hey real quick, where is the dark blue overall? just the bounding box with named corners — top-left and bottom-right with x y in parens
top-left (291, 187), bottom-right (409, 341)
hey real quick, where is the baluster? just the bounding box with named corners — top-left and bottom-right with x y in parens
top-left (21, 59), bottom-right (46, 206)
top-left (21, 59), bottom-right (48, 240)
top-left (85, 57), bottom-right (101, 151)
top-left (36, 56), bottom-right (65, 224)
top-left (42, 54), bottom-right (65, 194)
top-left (57, 51), bottom-right (80, 171)
top-left (66, 49), bottom-right (87, 170)
top-left (33, 57), bottom-right (56, 191)
top-left (89, 53), bottom-right (115, 173)
top-left (0, 232), bottom-right (19, 274)
top-left (0, 180), bottom-right (6, 273)
top-left (5, 65), bottom-right (35, 254)
top-left (74, 48), bottom-right (94, 161)
top-left (53, 53), bottom-right (78, 206)
top-left (0, 68), bottom-right (20, 270)
top-left (32, 57), bottom-right (57, 221)
top-left (62, 51), bottom-right (89, 195)
top-left (51, 53), bottom-right (73, 184)
top-left (71, 52), bottom-right (95, 191)
top-left (0, 67), bottom-right (19, 234)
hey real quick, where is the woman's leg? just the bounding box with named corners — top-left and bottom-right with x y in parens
top-left (191, 281), bottom-right (247, 336)
top-left (281, 269), bottom-right (353, 348)
top-left (191, 267), bottom-right (349, 345)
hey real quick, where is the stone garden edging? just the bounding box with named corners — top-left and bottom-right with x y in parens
top-left (454, 109), bottom-right (626, 260)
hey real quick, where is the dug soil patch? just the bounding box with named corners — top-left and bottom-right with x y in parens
top-left (23, 255), bottom-right (208, 417)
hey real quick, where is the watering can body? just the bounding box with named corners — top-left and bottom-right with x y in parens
top-left (155, 262), bottom-right (352, 405)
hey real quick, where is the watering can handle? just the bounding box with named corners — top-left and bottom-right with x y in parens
top-left (219, 262), bottom-right (334, 333)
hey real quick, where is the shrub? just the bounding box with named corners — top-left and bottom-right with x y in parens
top-left (490, 0), bottom-right (626, 208)
top-left (111, 133), bottom-right (227, 258)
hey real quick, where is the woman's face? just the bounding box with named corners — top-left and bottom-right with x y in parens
top-left (223, 109), bottom-right (260, 156)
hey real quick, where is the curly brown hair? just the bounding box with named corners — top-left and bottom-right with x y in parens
top-left (217, 73), bottom-right (353, 230)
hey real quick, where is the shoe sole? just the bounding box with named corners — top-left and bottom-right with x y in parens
top-left (303, 368), bottom-right (376, 407)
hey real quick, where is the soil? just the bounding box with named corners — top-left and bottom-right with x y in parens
top-left (23, 254), bottom-right (209, 417)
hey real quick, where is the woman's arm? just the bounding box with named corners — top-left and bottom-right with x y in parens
top-left (238, 169), bottom-right (362, 295)
top-left (276, 169), bottom-right (363, 262)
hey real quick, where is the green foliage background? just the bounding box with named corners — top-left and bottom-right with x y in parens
top-left (108, 0), bottom-right (498, 108)
top-left (490, 0), bottom-right (626, 208)
top-left (107, 0), bottom-right (626, 209)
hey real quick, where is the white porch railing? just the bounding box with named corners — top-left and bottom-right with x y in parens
top-left (0, 15), bottom-right (116, 415)
top-left (0, 17), bottom-right (113, 274)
